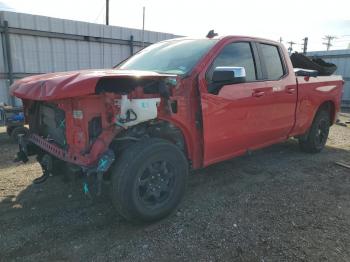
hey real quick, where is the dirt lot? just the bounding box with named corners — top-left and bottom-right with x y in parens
top-left (1, 116), bottom-right (350, 262)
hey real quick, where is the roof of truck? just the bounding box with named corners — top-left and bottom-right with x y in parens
top-left (161, 35), bottom-right (280, 45)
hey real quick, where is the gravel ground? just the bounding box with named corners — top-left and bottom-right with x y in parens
top-left (1, 115), bottom-right (350, 262)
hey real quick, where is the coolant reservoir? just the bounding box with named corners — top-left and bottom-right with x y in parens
top-left (117, 95), bottom-right (161, 127)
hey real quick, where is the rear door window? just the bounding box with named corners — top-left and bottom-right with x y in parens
top-left (259, 44), bottom-right (284, 80)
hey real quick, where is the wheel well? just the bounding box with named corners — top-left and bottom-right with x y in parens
top-left (317, 100), bottom-right (335, 125)
top-left (111, 120), bottom-right (187, 157)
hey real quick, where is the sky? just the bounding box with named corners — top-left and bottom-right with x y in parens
top-left (1, 0), bottom-right (350, 51)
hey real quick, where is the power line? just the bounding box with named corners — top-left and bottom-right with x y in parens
top-left (334, 38), bottom-right (350, 43)
top-left (94, 2), bottom-right (106, 23)
top-left (287, 41), bottom-right (296, 53)
top-left (322, 35), bottom-right (337, 51)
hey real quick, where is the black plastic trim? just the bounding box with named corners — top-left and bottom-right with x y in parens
top-left (251, 42), bottom-right (263, 80)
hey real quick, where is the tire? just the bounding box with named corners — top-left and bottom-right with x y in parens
top-left (111, 138), bottom-right (188, 223)
top-left (299, 110), bottom-right (330, 153)
top-left (10, 126), bottom-right (29, 142)
top-left (6, 126), bottom-right (14, 136)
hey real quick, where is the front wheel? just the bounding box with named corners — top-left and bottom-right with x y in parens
top-left (111, 138), bottom-right (188, 223)
top-left (6, 126), bottom-right (14, 136)
top-left (299, 110), bottom-right (330, 153)
top-left (10, 126), bottom-right (29, 142)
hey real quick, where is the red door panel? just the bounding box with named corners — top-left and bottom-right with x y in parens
top-left (200, 81), bottom-right (271, 166)
top-left (198, 40), bottom-right (298, 167)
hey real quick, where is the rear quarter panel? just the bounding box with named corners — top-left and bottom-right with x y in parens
top-left (290, 75), bottom-right (344, 137)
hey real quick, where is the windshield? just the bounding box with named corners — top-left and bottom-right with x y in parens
top-left (118, 39), bottom-right (218, 75)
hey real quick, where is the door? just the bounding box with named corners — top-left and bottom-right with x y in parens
top-left (199, 41), bottom-right (298, 166)
top-left (257, 43), bottom-right (298, 141)
top-left (199, 41), bottom-right (274, 166)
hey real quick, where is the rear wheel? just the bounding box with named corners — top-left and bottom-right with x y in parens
top-left (299, 110), bottom-right (330, 153)
top-left (111, 138), bottom-right (188, 223)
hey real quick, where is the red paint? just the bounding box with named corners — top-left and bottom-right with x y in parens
top-left (10, 36), bottom-right (344, 170)
top-left (10, 69), bottom-right (175, 101)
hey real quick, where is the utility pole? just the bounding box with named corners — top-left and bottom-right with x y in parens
top-left (279, 37), bottom-right (283, 43)
top-left (142, 6), bottom-right (145, 47)
top-left (302, 37), bottom-right (308, 54)
top-left (106, 0), bottom-right (109, 25)
top-left (287, 41), bottom-right (296, 53)
top-left (322, 35), bottom-right (336, 51)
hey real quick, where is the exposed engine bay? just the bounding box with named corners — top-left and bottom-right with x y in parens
top-left (13, 73), bottom-right (183, 197)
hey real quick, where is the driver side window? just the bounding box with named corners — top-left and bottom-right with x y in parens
top-left (206, 42), bottom-right (257, 82)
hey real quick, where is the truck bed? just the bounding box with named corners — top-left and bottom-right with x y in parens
top-left (290, 75), bottom-right (343, 137)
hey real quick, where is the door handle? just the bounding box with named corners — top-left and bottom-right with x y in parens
top-left (252, 90), bottom-right (265, 97)
top-left (286, 87), bottom-right (296, 94)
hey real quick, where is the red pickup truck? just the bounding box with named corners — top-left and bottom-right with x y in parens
top-left (11, 36), bottom-right (343, 222)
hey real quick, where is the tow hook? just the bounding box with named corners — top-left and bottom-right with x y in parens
top-left (82, 150), bottom-right (115, 198)
top-left (34, 154), bottom-right (53, 184)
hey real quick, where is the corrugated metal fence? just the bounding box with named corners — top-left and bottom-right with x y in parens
top-left (307, 49), bottom-right (350, 108)
top-left (0, 11), bottom-right (180, 105)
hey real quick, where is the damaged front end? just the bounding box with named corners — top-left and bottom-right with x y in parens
top-left (10, 70), bottom-right (179, 196)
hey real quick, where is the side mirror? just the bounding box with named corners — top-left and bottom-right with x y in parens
top-left (294, 68), bottom-right (318, 77)
top-left (212, 66), bottom-right (246, 84)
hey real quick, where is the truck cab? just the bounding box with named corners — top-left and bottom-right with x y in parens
top-left (11, 36), bottom-right (343, 222)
